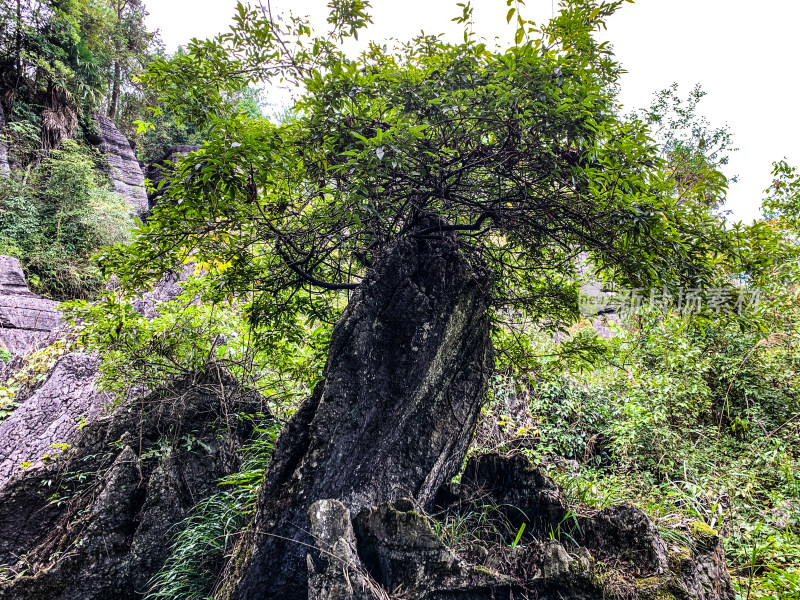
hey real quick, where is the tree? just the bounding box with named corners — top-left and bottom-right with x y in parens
top-left (98, 1), bottom-right (753, 597)
top-left (105, 0), bottom-right (151, 119)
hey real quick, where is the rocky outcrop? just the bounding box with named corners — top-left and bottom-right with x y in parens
top-left (440, 453), bottom-right (570, 537)
top-left (146, 145), bottom-right (199, 211)
top-left (0, 255), bottom-right (60, 355)
top-left (0, 260), bottom-right (198, 491)
top-left (223, 233), bottom-right (494, 600)
top-left (93, 114), bottom-right (148, 217)
top-left (0, 367), bottom-right (267, 600)
top-left (0, 353), bottom-right (109, 490)
top-left (581, 503), bottom-right (668, 576)
top-left (303, 454), bottom-right (735, 600)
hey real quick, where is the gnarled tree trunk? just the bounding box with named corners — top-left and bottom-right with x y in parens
top-left (224, 234), bottom-right (494, 600)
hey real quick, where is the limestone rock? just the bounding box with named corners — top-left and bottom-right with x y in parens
top-left (224, 233), bottom-right (494, 600)
top-left (0, 259), bottom-right (200, 492)
top-left (307, 500), bottom-right (375, 600)
top-left (0, 352), bottom-right (109, 490)
top-left (0, 255), bottom-right (60, 355)
top-left (93, 114), bottom-right (148, 217)
top-left (581, 503), bottom-right (668, 576)
top-left (0, 367), bottom-right (266, 600)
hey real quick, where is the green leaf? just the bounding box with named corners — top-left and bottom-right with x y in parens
top-left (512, 523), bottom-right (526, 548)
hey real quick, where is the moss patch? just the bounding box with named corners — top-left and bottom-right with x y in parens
top-left (688, 521), bottom-right (718, 540)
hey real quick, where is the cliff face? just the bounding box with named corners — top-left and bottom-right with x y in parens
top-left (0, 256), bottom-right (60, 355)
top-left (92, 114), bottom-right (148, 218)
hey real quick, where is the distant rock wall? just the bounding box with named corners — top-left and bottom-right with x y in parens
top-left (0, 256), bottom-right (60, 355)
top-left (93, 114), bottom-right (148, 218)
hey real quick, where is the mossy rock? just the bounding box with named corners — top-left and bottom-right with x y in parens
top-left (688, 521), bottom-right (719, 552)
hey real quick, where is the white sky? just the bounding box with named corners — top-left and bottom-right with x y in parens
top-left (145, 0), bottom-right (800, 224)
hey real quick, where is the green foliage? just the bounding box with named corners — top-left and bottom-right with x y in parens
top-left (144, 417), bottom-right (279, 600)
top-left (640, 84), bottom-right (734, 211)
top-left (98, 0), bottom-right (755, 345)
top-left (0, 139), bottom-right (132, 298)
top-left (64, 273), bottom-right (331, 413)
top-left (0, 0), bottom-right (155, 119)
top-left (763, 159), bottom-right (800, 233)
top-left (476, 280), bottom-right (800, 597)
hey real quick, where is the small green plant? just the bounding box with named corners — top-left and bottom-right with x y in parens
top-left (144, 418), bottom-right (279, 600)
top-left (512, 523), bottom-right (526, 549)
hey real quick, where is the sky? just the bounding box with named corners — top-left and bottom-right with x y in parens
top-left (145, 0), bottom-right (800, 224)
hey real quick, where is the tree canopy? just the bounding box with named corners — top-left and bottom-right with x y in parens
top-left (101, 0), bottom-right (758, 335)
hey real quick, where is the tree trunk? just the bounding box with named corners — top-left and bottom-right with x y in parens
top-left (15, 0), bottom-right (21, 78)
top-left (108, 58), bottom-right (121, 119)
top-left (223, 234), bottom-right (494, 600)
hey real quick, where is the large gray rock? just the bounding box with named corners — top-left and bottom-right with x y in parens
top-left (93, 114), bottom-right (148, 217)
top-left (0, 352), bottom-right (110, 490)
top-left (0, 367), bottom-right (266, 600)
top-left (307, 500), bottom-right (376, 600)
top-left (0, 255), bottom-right (60, 354)
top-left (431, 454), bottom-right (735, 600)
top-left (441, 453), bottom-right (569, 537)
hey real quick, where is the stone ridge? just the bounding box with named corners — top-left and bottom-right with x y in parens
top-left (0, 256), bottom-right (60, 355)
top-left (0, 352), bottom-right (109, 489)
top-left (93, 114), bottom-right (148, 217)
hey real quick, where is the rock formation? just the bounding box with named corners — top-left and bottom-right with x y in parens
top-left (0, 367), bottom-right (267, 600)
top-left (0, 353), bottom-right (109, 490)
top-left (223, 233), bottom-right (494, 600)
top-left (0, 255), bottom-right (60, 355)
top-left (92, 114), bottom-right (148, 218)
top-left (0, 260), bottom-right (197, 492)
top-left (303, 453), bottom-right (735, 600)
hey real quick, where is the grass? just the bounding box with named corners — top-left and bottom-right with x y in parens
top-left (144, 417), bottom-right (279, 600)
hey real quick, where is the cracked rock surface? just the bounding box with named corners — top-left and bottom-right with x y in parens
top-left (0, 256), bottom-right (60, 355)
top-left (0, 367), bottom-right (266, 600)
